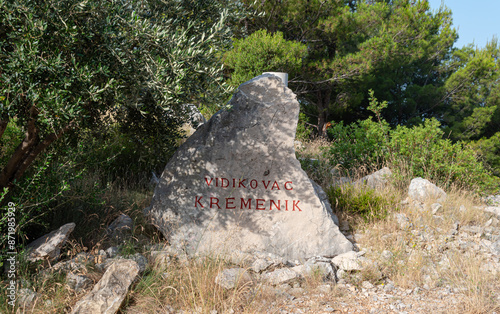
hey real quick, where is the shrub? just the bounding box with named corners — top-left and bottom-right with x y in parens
top-left (323, 91), bottom-right (498, 192)
top-left (325, 118), bottom-right (389, 173)
top-left (387, 118), bottom-right (493, 191)
top-left (327, 185), bottom-right (394, 222)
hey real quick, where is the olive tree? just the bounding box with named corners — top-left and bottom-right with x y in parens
top-left (0, 0), bottom-right (236, 190)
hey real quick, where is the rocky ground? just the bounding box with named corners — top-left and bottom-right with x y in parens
top-left (252, 194), bottom-right (500, 314)
top-left (11, 182), bottom-right (500, 314)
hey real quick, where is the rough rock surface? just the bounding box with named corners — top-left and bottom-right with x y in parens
top-left (146, 74), bottom-right (351, 260)
top-left (26, 223), bottom-right (75, 262)
top-left (408, 177), bottom-right (447, 203)
top-left (106, 214), bottom-right (133, 241)
top-left (261, 268), bottom-right (300, 285)
top-left (71, 259), bottom-right (140, 314)
top-left (215, 268), bottom-right (252, 289)
top-left (331, 251), bottom-right (367, 271)
top-left (355, 167), bottom-right (392, 189)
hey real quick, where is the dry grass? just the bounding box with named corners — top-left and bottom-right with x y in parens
top-left (126, 254), bottom-right (261, 313)
top-left (355, 186), bottom-right (499, 312)
top-left (4, 139), bottom-right (499, 313)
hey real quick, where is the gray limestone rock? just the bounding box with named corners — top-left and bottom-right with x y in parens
top-left (355, 167), bottom-right (392, 189)
top-left (395, 213), bottom-right (413, 230)
top-left (106, 214), bottom-right (133, 241)
top-left (17, 288), bottom-right (38, 310)
top-left (215, 268), bottom-right (252, 289)
top-left (71, 259), bottom-right (140, 314)
top-left (67, 272), bottom-right (92, 293)
top-left (431, 203), bottom-right (443, 214)
top-left (408, 178), bottom-right (447, 203)
top-left (292, 261), bottom-right (335, 280)
top-left (331, 251), bottom-right (367, 271)
top-left (251, 258), bottom-right (273, 273)
top-left (485, 206), bottom-right (500, 218)
top-left (262, 268), bottom-right (300, 285)
top-left (97, 253), bottom-right (147, 274)
top-left (26, 223), bottom-right (75, 262)
top-left (146, 74), bottom-right (352, 260)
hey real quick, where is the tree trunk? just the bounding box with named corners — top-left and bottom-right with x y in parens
top-left (0, 106), bottom-right (71, 190)
top-left (316, 88), bottom-right (331, 137)
top-left (0, 118), bottom-right (8, 140)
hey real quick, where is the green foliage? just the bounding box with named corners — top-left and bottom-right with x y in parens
top-left (324, 92), bottom-right (496, 192)
top-left (0, 0), bottom-right (237, 189)
top-left (327, 185), bottom-right (392, 222)
top-left (224, 29), bottom-right (307, 86)
top-left (472, 132), bottom-right (500, 177)
top-left (387, 119), bottom-right (492, 190)
top-left (236, 0), bottom-right (457, 134)
top-left (443, 40), bottom-right (500, 141)
top-left (0, 0), bottom-right (241, 261)
top-left (296, 112), bottom-right (313, 141)
top-left (0, 119), bottom-right (23, 167)
top-left (326, 93), bottom-right (390, 172)
top-left (0, 149), bottom-right (77, 262)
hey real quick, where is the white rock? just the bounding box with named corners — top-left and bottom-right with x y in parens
top-left (251, 258), bottom-right (273, 273)
top-left (395, 213), bottom-right (413, 230)
top-left (331, 251), bottom-right (364, 271)
top-left (292, 262), bottom-right (334, 279)
top-left (485, 206), bottom-right (500, 217)
top-left (215, 268), bottom-right (252, 289)
top-left (26, 223), bottom-right (75, 262)
top-left (408, 178), bottom-right (446, 203)
top-left (262, 268), bottom-right (300, 285)
top-left (355, 167), bottom-right (392, 189)
top-left (71, 259), bottom-right (140, 314)
top-left (362, 281), bottom-right (374, 289)
top-left (146, 74), bottom-right (352, 260)
top-left (381, 250), bottom-right (394, 260)
top-left (431, 203), bottom-right (443, 214)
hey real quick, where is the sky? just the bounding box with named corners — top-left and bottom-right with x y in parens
top-left (427, 0), bottom-right (499, 49)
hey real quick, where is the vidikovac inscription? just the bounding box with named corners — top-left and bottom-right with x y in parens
top-left (195, 177), bottom-right (301, 211)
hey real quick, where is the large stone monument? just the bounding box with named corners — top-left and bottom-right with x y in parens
top-left (146, 74), bottom-right (352, 261)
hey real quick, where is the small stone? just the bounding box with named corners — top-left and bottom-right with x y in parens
top-left (362, 281), bottom-right (374, 289)
top-left (431, 203), bottom-right (443, 214)
top-left (317, 284), bottom-right (332, 293)
top-left (336, 269), bottom-right (347, 280)
top-left (331, 251), bottom-right (364, 271)
top-left (26, 223), bottom-right (76, 262)
top-left (384, 283), bottom-right (395, 291)
top-left (251, 258), bottom-right (272, 273)
top-left (67, 273), bottom-right (92, 293)
top-left (355, 167), bottom-right (392, 189)
top-left (215, 268), bottom-right (252, 289)
top-left (105, 247), bottom-right (119, 258)
top-left (395, 213), bottom-right (412, 230)
top-left (262, 268), bottom-right (300, 285)
top-left (71, 259), bottom-right (140, 314)
top-left (381, 250), bottom-right (393, 260)
top-left (18, 288), bottom-right (38, 310)
top-left (106, 214), bottom-right (134, 241)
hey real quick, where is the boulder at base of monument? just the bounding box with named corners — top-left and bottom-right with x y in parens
top-left (146, 74), bottom-right (352, 261)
